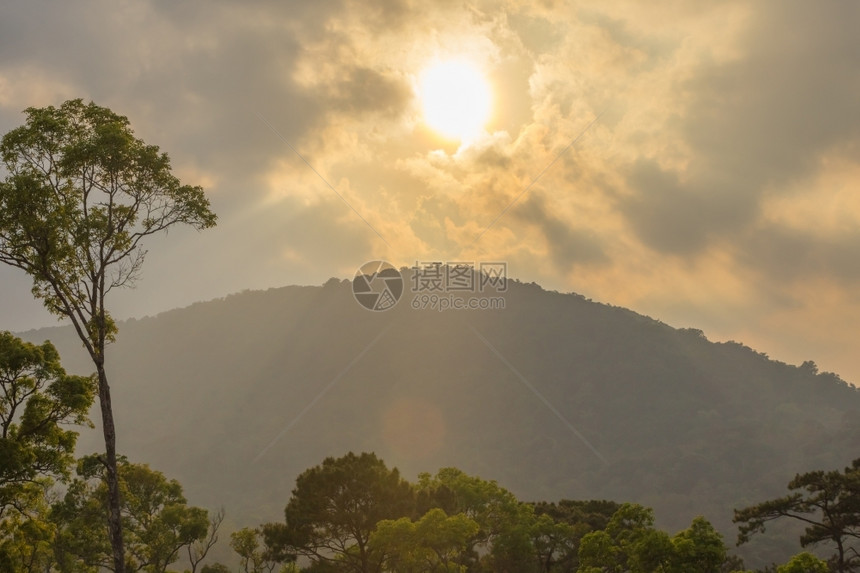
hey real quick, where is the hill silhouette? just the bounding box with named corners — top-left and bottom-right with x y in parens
top-left (16, 272), bottom-right (860, 566)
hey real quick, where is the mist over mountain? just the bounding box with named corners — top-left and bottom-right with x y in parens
top-left (17, 273), bottom-right (860, 566)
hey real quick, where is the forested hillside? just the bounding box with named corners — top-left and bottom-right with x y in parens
top-left (19, 276), bottom-right (860, 566)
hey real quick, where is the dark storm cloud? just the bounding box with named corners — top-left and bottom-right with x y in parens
top-left (621, 0), bottom-right (860, 258)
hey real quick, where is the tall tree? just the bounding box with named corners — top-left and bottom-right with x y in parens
top-left (734, 460), bottom-right (860, 573)
top-left (0, 99), bottom-right (217, 572)
top-left (262, 452), bottom-right (415, 573)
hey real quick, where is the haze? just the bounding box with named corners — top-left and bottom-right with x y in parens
top-left (2, 0), bottom-right (859, 385)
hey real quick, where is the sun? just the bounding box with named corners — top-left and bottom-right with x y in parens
top-left (419, 60), bottom-right (492, 141)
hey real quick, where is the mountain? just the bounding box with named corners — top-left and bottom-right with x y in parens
top-left (15, 273), bottom-right (860, 566)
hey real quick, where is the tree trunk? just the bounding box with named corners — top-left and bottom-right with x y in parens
top-left (97, 363), bottom-right (125, 573)
top-left (836, 536), bottom-right (845, 573)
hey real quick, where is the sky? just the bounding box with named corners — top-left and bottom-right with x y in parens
top-left (1, 0), bottom-right (860, 383)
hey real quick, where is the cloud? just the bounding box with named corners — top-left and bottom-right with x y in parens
top-left (620, 0), bottom-right (860, 256)
top-left (3, 0), bottom-right (860, 383)
top-left (621, 158), bottom-right (756, 255)
top-left (741, 225), bottom-right (860, 286)
top-left (513, 193), bottom-right (608, 270)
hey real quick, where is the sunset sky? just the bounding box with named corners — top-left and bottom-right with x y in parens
top-left (2, 1), bottom-right (860, 383)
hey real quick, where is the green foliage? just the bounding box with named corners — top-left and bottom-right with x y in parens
top-left (417, 468), bottom-right (520, 542)
top-left (524, 513), bottom-right (578, 573)
top-left (200, 564), bottom-right (233, 573)
top-left (230, 527), bottom-right (285, 573)
top-left (577, 504), bottom-right (729, 573)
top-left (533, 500), bottom-right (621, 533)
top-left (262, 452), bottom-right (414, 573)
top-left (734, 459), bottom-right (860, 572)
top-left (186, 508), bottom-right (225, 573)
top-left (370, 508), bottom-right (479, 572)
top-left (18, 272), bottom-right (860, 571)
top-left (52, 456), bottom-right (211, 573)
top-left (0, 332), bottom-right (94, 572)
top-left (0, 332), bottom-right (95, 504)
top-left (529, 500), bottom-right (622, 572)
top-left (670, 517), bottom-right (727, 573)
top-left (578, 504), bottom-right (660, 572)
top-left (776, 552), bottom-right (829, 573)
top-left (0, 99), bottom-right (216, 339)
top-left (259, 454), bottom-right (737, 573)
top-left (0, 97), bottom-right (216, 573)
top-left (0, 478), bottom-right (58, 573)
top-left (416, 467), bottom-right (543, 571)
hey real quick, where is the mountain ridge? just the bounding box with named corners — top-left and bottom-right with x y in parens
top-left (14, 275), bottom-right (860, 566)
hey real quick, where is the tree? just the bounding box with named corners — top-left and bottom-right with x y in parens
top-left (578, 530), bottom-right (618, 573)
top-left (588, 503), bottom-right (675, 573)
top-left (734, 460), bottom-right (860, 572)
top-left (200, 565), bottom-right (233, 573)
top-left (577, 504), bottom-right (731, 573)
top-left (0, 332), bottom-right (95, 511)
top-left (262, 452), bottom-right (415, 573)
top-left (187, 508), bottom-right (225, 573)
top-left (776, 552), bottom-right (829, 573)
top-left (524, 512), bottom-right (578, 573)
top-left (531, 500), bottom-right (622, 573)
top-left (0, 478), bottom-right (57, 573)
top-left (416, 467), bottom-right (524, 570)
top-left (0, 332), bottom-right (94, 572)
top-left (416, 468), bottom-right (590, 573)
top-left (52, 456), bottom-right (211, 573)
top-left (670, 516), bottom-right (727, 573)
top-left (0, 98), bottom-right (217, 573)
top-left (370, 508), bottom-right (480, 573)
top-left (533, 500), bottom-right (621, 535)
top-left (230, 527), bottom-right (288, 573)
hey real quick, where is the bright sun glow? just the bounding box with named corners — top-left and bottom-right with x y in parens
top-left (419, 60), bottom-right (492, 141)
